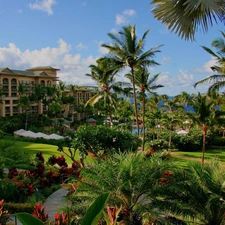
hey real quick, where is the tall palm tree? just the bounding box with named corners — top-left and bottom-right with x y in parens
top-left (86, 59), bottom-right (129, 124)
top-left (29, 84), bottom-right (45, 114)
top-left (127, 68), bottom-right (163, 151)
top-left (0, 85), bottom-right (5, 104)
top-left (150, 0), bottom-right (225, 41)
top-left (175, 91), bottom-right (195, 110)
top-left (101, 24), bottom-right (162, 135)
top-left (17, 95), bottom-right (32, 130)
top-left (194, 31), bottom-right (225, 92)
top-left (160, 113), bottom-right (182, 148)
top-left (187, 92), bottom-right (225, 165)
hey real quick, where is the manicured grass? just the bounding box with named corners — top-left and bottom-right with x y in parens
top-left (14, 141), bottom-right (78, 164)
top-left (172, 147), bottom-right (225, 165)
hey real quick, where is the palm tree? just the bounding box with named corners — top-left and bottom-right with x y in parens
top-left (0, 85), bottom-right (5, 104)
top-left (86, 59), bottom-right (129, 124)
top-left (150, 0), bottom-right (225, 41)
top-left (115, 97), bottom-right (134, 125)
top-left (29, 84), bottom-right (45, 114)
top-left (175, 91), bottom-right (195, 112)
top-left (69, 152), bottom-right (181, 224)
top-left (187, 92), bottom-right (225, 165)
top-left (48, 100), bottom-right (63, 128)
top-left (42, 85), bottom-right (57, 115)
top-left (17, 95), bottom-right (32, 130)
top-left (156, 160), bottom-right (225, 225)
top-left (127, 68), bottom-right (163, 151)
top-left (194, 31), bottom-right (225, 92)
top-left (101, 24), bottom-right (162, 135)
top-left (160, 113), bottom-right (182, 148)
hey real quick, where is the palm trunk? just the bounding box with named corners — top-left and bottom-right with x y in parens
top-left (109, 105), bottom-right (113, 126)
top-left (131, 67), bottom-right (139, 135)
top-left (141, 95), bottom-right (145, 151)
top-left (25, 112), bottom-right (28, 130)
top-left (169, 129), bottom-right (172, 148)
top-left (202, 125), bottom-right (207, 166)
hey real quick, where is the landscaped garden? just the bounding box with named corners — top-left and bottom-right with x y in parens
top-left (1, 2), bottom-right (225, 224)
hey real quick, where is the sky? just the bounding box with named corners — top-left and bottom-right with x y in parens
top-left (0, 0), bottom-right (224, 96)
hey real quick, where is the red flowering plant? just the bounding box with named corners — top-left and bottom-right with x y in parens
top-left (0, 200), bottom-right (11, 225)
top-left (48, 155), bottom-right (58, 166)
top-left (56, 156), bottom-right (68, 167)
top-left (54, 212), bottom-right (69, 225)
top-left (54, 207), bottom-right (75, 225)
top-left (32, 203), bottom-right (49, 222)
top-left (159, 170), bottom-right (174, 186)
top-left (146, 149), bottom-right (155, 157)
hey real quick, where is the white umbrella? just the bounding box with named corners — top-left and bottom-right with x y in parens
top-left (177, 130), bottom-right (188, 135)
top-left (19, 130), bottom-right (37, 138)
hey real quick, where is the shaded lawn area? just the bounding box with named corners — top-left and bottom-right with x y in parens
top-left (14, 141), bottom-right (79, 165)
top-left (172, 147), bottom-right (225, 166)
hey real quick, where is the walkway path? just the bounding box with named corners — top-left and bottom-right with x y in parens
top-left (43, 187), bottom-right (70, 222)
top-left (9, 187), bottom-right (70, 225)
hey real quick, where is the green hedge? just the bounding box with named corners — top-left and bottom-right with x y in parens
top-left (4, 202), bottom-right (35, 214)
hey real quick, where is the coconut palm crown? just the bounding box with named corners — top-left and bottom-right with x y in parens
top-left (150, 0), bottom-right (225, 41)
top-left (194, 31), bottom-right (225, 92)
top-left (101, 24), bottom-right (162, 134)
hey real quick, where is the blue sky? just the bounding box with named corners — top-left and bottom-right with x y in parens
top-left (0, 0), bottom-right (224, 96)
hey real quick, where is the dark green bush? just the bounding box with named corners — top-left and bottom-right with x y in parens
top-left (208, 136), bottom-right (225, 146)
top-left (172, 131), bottom-right (202, 152)
top-left (70, 125), bottom-right (141, 157)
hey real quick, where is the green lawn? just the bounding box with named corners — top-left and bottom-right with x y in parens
top-left (13, 141), bottom-right (225, 167)
top-left (172, 147), bottom-right (225, 165)
top-left (14, 141), bottom-right (78, 164)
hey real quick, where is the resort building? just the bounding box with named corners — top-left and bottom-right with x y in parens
top-left (0, 66), bottom-right (96, 120)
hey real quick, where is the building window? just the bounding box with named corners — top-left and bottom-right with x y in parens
top-left (85, 93), bottom-right (90, 101)
top-left (3, 78), bottom-right (8, 85)
top-left (11, 93), bottom-right (17, 97)
top-left (13, 100), bottom-right (18, 104)
top-left (47, 80), bottom-right (51, 86)
top-left (40, 80), bottom-right (45, 86)
top-left (5, 100), bottom-right (10, 104)
top-left (13, 106), bottom-right (18, 113)
top-left (5, 107), bottom-right (10, 114)
top-left (11, 78), bottom-right (17, 85)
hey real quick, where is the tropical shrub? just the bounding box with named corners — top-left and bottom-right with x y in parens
top-left (68, 152), bottom-right (179, 224)
top-left (70, 125), bottom-right (141, 158)
top-left (0, 140), bottom-right (35, 170)
top-left (153, 160), bottom-right (225, 225)
top-left (146, 138), bottom-right (169, 151)
top-left (0, 200), bottom-right (11, 225)
top-left (208, 136), bottom-right (225, 146)
top-left (172, 131), bottom-right (202, 151)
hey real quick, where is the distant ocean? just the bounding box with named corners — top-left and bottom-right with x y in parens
top-left (129, 96), bottom-right (195, 113)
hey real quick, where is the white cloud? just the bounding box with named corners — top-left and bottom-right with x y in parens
top-left (194, 56), bottom-right (217, 73)
top-left (29, 0), bottom-right (56, 15)
top-left (0, 39), bottom-right (98, 86)
top-left (157, 70), bottom-right (209, 95)
top-left (161, 57), bottom-right (171, 65)
top-left (95, 41), bottom-right (109, 55)
top-left (116, 14), bottom-right (126, 25)
top-left (18, 9), bottom-right (23, 13)
top-left (115, 9), bottom-right (136, 25)
top-left (123, 9), bottom-right (136, 16)
top-left (75, 42), bottom-right (88, 50)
